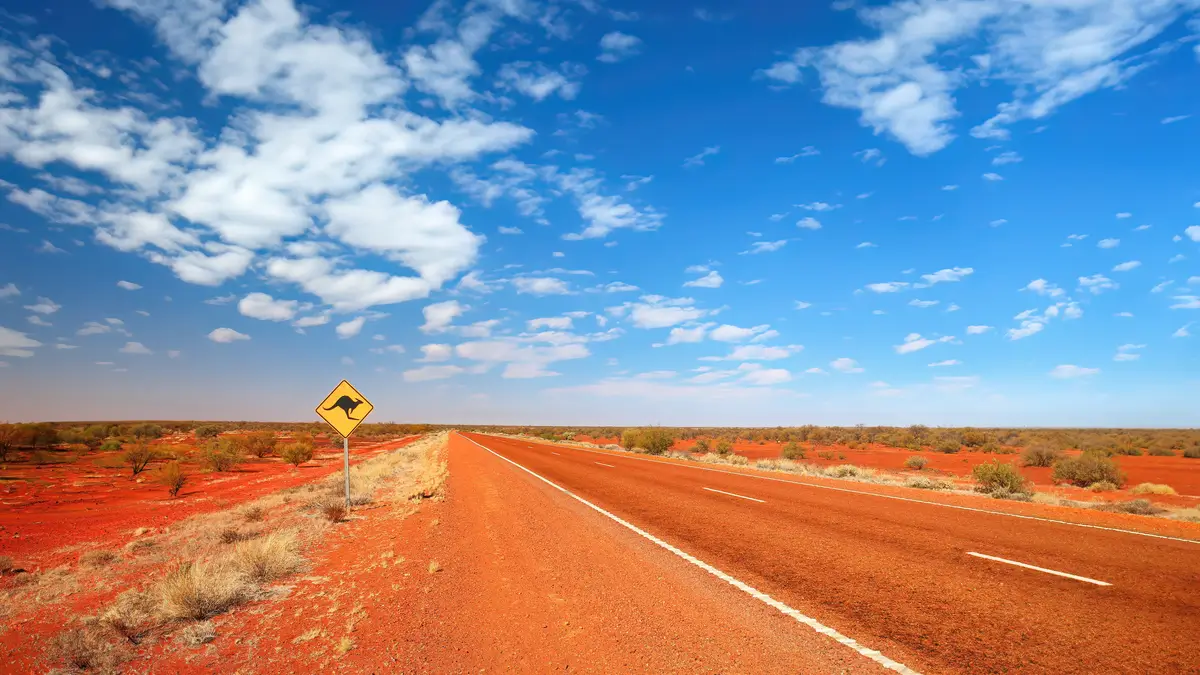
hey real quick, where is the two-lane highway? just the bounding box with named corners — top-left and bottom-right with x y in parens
top-left (460, 432), bottom-right (1200, 674)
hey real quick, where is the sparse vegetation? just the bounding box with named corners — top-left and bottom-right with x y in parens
top-left (905, 476), bottom-right (952, 490)
top-left (80, 549), bottom-right (120, 567)
top-left (781, 441), bottom-right (805, 460)
top-left (321, 499), bottom-right (348, 523)
top-left (620, 427), bottom-right (676, 455)
top-left (0, 424), bottom-right (18, 462)
top-left (245, 431), bottom-right (278, 458)
top-left (157, 460), bottom-right (187, 498)
top-left (51, 627), bottom-right (122, 672)
top-left (1130, 482), bottom-right (1176, 496)
top-left (715, 439), bottom-right (734, 456)
top-left (1021, 443), bottom-right (1061, 468)
top-left (230, 531), bottom-right (301, 583)
top-left (178, 621), bottom-right (216, 647)
top-left (692, 438), bottom-right (710, 453)
top-left (202, 438), bottom-right (243, 472)
top-left (158, 560), bottom-right (250, 621)
top-left (972, 461), bottom-right (1031, 497)
top-left (428, 560), bottom-right (441, 573)
top-left (1052, 452), bottom-right (1125, 488)
top-left (1184, 446), bottom-right (1200, 459)
top-left (100, 589), bottom-right (159, 645)
top-left (194, 424), bottom-right (221, 439)
top-left (0, 555), bottom-right (15, 574)
top-left (904, 455), bottom-right (928, 470)
top-left (280, 442), bottom-right (314, 468)
top-left (1096, 499), bottom-right (1167, 516)
top-left (1089, 481), bottom-right (1118, 492)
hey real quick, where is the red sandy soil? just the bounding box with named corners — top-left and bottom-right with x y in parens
top-left (461, 433), bottom-right (1200, 674)
top-left (582, 436), bottom-right (1200, 505)
top-left (0, 435), bottom-right (414, 568)
top-left (130, 432), bottom-right (892, 675)
top-left (0, 436), bottom-right (418, 674)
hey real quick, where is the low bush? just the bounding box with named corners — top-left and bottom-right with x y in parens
top-left (231, 532), bottom-right (301, 583)
top-left (100, 589), bottom-right (159, 645)
top-left (620, 428), bottom-right (676, 455)
top-left (692, 438), bottom-right (710, 453)
top-left (829, 464), bottom-right (862, 478)
top-left (280, 442), bottom-right (314, 468)
top-left (80, 550), bottom-right (120, 567)
top-left (1183, 446), bottom-right (1200, 459)
top-left (1096, 499), bottom-right (1166, 516)
top-left (245, 431), bottom-right (278, 459)
top-left (1114, 445), bottom-right (1143, 456)
top-left (1147, 446), bottom-right (1176, 457)
top-left (321, 499), bottom-right (348, 523)
top-left (1089, 481), bottom-right (1118, 492)
top-left (989, 488), bottom-right (1033, 502)
top-left (935, 438), bottom-right (961, 454)
top-left (817, 450), bottom-right (836, 460)
top-left (51, 627), bottom-right (122, 672)
top-left (1052, 453), bottom-right (1125, 488)
top-left (202, 439), bottom-right (243, 472)
top-left (158, 561), bottom-right (249, 621)
top-left (1021, 443), bottom-right (1060, 468)
top-left (781, 441), bottom-right (805, 460)
top-left (905, 476), bottom-right (951, 490)
top-left (242, 506), bottom-right (265, 523)
top-left (904, 455), bottom-right (928, 470)
top-left (1130, 483), bottom-right (1176, 496)
top-left (972, 461), bottom-right (1030, 495)
top-left (714, 439), bottom-right (734, 456)
top-left (0, 555), bottom-right (12, 574)
top-left (99, 439), bottom-right (123, 451)
top-left (122, 443), bottom-right (157, 477)
top-left (157, 461), bottom-right (187, 498)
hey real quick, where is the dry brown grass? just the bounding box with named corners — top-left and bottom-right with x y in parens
top-left (230, 531), bottom-right (302, 583)
top-left (80, 550), bottom-right (120, 568)
top-left (157, 560), bottom-right (250, 621)
top-left (1130, 483), bottom-right (1177, 496)
top-left (321, 499), bottom-right (348, 523)
top-left (177, 620), bottom-right (216, 647)
top-left (428, 560), bottom-right (441, 573)
top-left (50, 627), bottom-right (124, 673)
top-left (100, 589), bottom-right (160, 645)
top-left (0, 555), bottom-right (13, 574)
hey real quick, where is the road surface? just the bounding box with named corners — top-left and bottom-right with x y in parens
top-left (456, 432), bottom-right (1200, 674)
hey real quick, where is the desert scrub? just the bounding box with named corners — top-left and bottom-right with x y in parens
top-left (692, 438), bottom-right (710, 453)
top-left (620, 428), bottom-right (675, 455)
top-left (157, 561), bottom-right (250, 621)
top-left (202, 438), bottom-right (243, 472)
top-left (51, 627), bottom-right (124, 673)
top-left (904, 455), bottom-right (928, 470)
top-left (321, 499), bottom-right (348, 523)
top-left (1052, 452), bottom-right (1125, 488)
top-left (1095, 499), bottom-right (1166, 516)
top-left (122, 442), bottom-right (158, 477)
top-left (781, 441), bottom-right (805, 460)
top-left (231, 531), bottom-right (301, 583)
top-left (1021, 443), bottom-right (1061, 468)
top-left (1130, 483), bottom-right (1176, 496)
top-left (280, 442), bottom-right (314, 468)
top-left (1183, 446), bottom-right (1200, 459)
top-left (157, 460), bottom-right (187, 497)
top-left (1089, 481), bottom-right (1118, 492)
top-left (972, 461), bottom-right (1031, 496)
top-left (905, 476), bottom-right (951, 490)
top-left (80, 550), bottom-right (120, 567)
top-left (715, 439), bottom-right (734, 456)
top-left (245, 431), bottom-right (278, 458)
top-left (100, 589), bottom-right (159, 644)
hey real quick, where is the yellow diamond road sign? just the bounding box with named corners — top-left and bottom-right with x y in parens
top-left (316, 380), bottom-right (373, 438)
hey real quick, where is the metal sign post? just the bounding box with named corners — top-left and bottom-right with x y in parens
top-left (314, 379), bottom-right (374, 514)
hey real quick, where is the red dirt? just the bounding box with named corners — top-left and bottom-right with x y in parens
top-left (0, 435), bottom-right (414, 568)
top-left (131, 432), bottom-right (892, 674)
top-left (466, 433), bottom-right (1200, 674)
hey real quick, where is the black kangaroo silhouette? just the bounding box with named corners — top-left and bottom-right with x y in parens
top-left (324, 395), bottom-right (364, 420)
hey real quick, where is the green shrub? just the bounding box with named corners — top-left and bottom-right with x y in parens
top-left (280, 443), bottom-right (314, 468)
top-left (972, 461), bottom-right (1030, 495)
top-left (1052, 453), bottom-right (1125, 488)
top-left (130, 423), bottom-right (163, 440)
top-left (1021, 443), bottom-right (1061, 468)
top-left (619, 428), bottom-right (675, 455)
top-left (157, 461), bottom-right (187, 498)
top-left (202, 439), bottom-right (243, 472)
top-left (1146, 446), bottom-right (1176, 457)
top-left (1183, 446), bottom-right (1200, 459)
top-left (123, 443), bottom-right (157, 477)
top-left (1114, 445), bottom-right (1143, 456)
top-left (99, 439), bottom-right (123, 451)
top-left (194, 425), bottom-right (221, 439)
top-left (817, 450), bottom-right (836, 460)
top-left (692, 438), bottom-right (710, 453)
top-left (715, 439), bottom-right (733, 456)
top-left (781, 442), bottom-right (805, 460)
top-left (904, 455), bottom-right (928, 470)
top-left (244, 431), bottom-right (277, 459)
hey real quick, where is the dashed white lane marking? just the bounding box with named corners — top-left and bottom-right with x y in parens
top-left (551, 452), bottom-right (561, 456)
top-left (479, 435), bottom-right (1200, 546)
top-left (595, 461), bottom-right (616, 468)
top-left (459, 433), bottom-right (921, 675)
top-left (703, 487), bottom-right (766, 503)
top-left (966, 552), bottom-right (1112, 586)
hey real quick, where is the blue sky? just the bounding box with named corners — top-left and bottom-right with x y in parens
top-left (1, 0), bottom-right (1198, 426)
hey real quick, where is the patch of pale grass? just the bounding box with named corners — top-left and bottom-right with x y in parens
top-left (177, 620), bottom-right (216, 647)
top-left (80, 549), bottom-right (120, 567)
top-left (1130, 483), bottom-right (1176, 496)
top-left (336, 636), bottom-right (354, 655)
top-left (428, 560), bottom-right (441, 574)
top-left (157, 561), bottom-right (250, 621)
top-left (230, 531), bottom-right (302, 584)
top-left (51, 627), bottom-right (124, 673)
top-left (293, 628), bottom-right (322, 644)
top-left (1168, 507), bottom-right (1200, 523)
top-left (99, 589), bottom-right (159, 645)
top-left (905, 476), bottom-right (951, 490)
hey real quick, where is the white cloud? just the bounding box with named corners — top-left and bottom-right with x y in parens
top-left (238, 293), bottom-right (298, 321)
top-left (775, 147), bottom-right (820, 163)
top-left (293, 314), bottom-right (330, 328)
top-left (894, 333), bottom-right (956, 354)
top-left (830, 357), bottom-right (863, 373)
top-left (167, 350), bottom-right (181, 358)
top-left (929, 359), bottom-right (960, 367)
top-left (498, 226), bottom-right (523, 235)
top-left (27, 315), bottom-right (52, 327)
top-left (421, 300), bottom-right (465, 333)
top-left (1115, 212), bottom-right (1132, 219)
top-left (1097, 238), bottom-right (1120, 249)
top-left (982, 173), bottom-right (1003, 181)
top-left (1050, 365), bottom-right (1099, 379)
top-left (1162, 115), bottom-right (1190, 124)
top-left (804, 367), bottom-right (826, 374)
top-left (709, 324), bottom-right (772, 343)
top-left (514, 277), bottom-right (572, 296)
top-left (866, 281), bottom-right (909, 293)
top-left (683, 271), bottom-right (724, 289)
top-left (665, 324), bottom-right (711, 345)
top-left (24, 297), bottom-right (61, 315)
top-left (741, 240), bottom-right (788, 255)
top-left (1022, 279), bottom-right (1064, 297)
top-left (418, 344), bottom-right (453, 362)
top-left (403, 364), bottom-right (465, 382)
top-left (683, 146), bottom-right (721, 168)
top-left (0, 326), bottom-right (42, 357)
top-left (528, 316), bottom-right (573, 331)
top-left (856, 241), bottom-right (877, 249)
top-left (1173, 323), bottom-right (1193, 338)
top-left (908, 299), bottom-right (939, 308)
top-left (207, 328), bottom-right (250, 343)
top-left (598, 31), bottom-right (642, 63)
top-left (741, 368), bottom-right (792, 386)
top-left (1187, 226), bottom-right (1200, 242)
top-left (942, 185), bottom-right (959, 191)
top-left (119, 341), bottom-right (152, 355)
top-left (1112, 260), bottom-right (1141, 272)
top-left (796, 217), bottom-right (822, 230)
top-left (919, 267), bottom-right (974, 286)
top-left (496, 61), bottom-right (585, 101)
top-left (796, 201), bottom-right (839, 212)
top-left (0, 283), bottom-right (18, 299)
top-left (1171, 296), bottom-right (1200, 309)
top-left (603, 282), bottom-right (639, 293)
top-left (1151, 281), bottom-right (1174, 293)
top-left (610, 295), bottom-right (712, 329)
top-left (117, 280), bottom-right (142, 290)
top-left (1113, 344), bottom-right (1145, 361)
top-left (336, 317), bottom-right (366, 339)
top-left (992, 151), bottom-right (1022, 166)
top-left (725, 344), bottom-right (802, 361)
top-left (966, 325), bottom-right (993, 335)
top-left (456, 337), bottom-right (589, 379)
top-left (794, 301), bottom-right (812, 310)
top-left (1078, 274), bottom-right (1118, 295)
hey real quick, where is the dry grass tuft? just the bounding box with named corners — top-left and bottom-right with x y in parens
top-left (1089, 481), bottom-right (1118, 492)
top-left (336, 636), bottom-right (355, 655)
top-left (241, 506), bottom-right (265, 522)
top-left (230, 531), bottom-right (302, 584)
top-left (100, 589), bottom-right (159, 645)
top-left (903, 456), bottom-right (928, 471)
top-left (321, 499), bottom-right (348, 523)
top-left (1130, 482), bottom-right (1176, 496)
top-left (0, 555), bottom-right (13, 574)
top-left (428, 560), bottom-right (441, 574)
top-left (80, 549), bottom-right (120, 568)
top-left (219, 528), bottom-right (257, 545)
top-left (905, 476), bottom-right (951, 490)
top-left (1094, 499), bottom-right (1167, 516)
top-left (50, 627), bottom-right (123, 673)
top-left (177, 620), bottom-right (216, 647)
top-left (157, 561), bottom-right (250, 621)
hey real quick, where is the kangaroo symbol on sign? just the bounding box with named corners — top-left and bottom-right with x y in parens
top-left (324, 395), bottom-right (364, 420)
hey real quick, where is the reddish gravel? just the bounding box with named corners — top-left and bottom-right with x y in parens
top-left (467, 433), bottom-right (1200, 675)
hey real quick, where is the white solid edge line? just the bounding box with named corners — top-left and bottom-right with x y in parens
top-left (458, 433), bottom-right (921, 675)
top-left (966, 552), bottom-right (1112, 586)
top-left (481, 435), bottom-right (1200, 546)
top-left (595, 461), bottom-right (616, 468)
top-left (703, 487), bottom-right (766, 503)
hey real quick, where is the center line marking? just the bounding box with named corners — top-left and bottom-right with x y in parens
top-left (703, 487), bottom-right (765, 503)
top-left (595, 461), bottom-right (616, 468)
top-left (551, 452), bottom-right (561, 456)
top-left (966, 552), bottom-right (1111, 586)
top-left (458, 433), bottom-right (919, 675)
